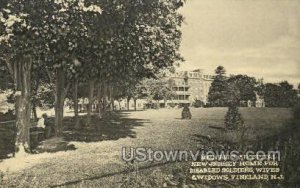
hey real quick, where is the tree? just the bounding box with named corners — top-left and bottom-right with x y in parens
top-left (0, 0), bottom-right (102, 153)
top-left (0, 0), bottom-right (184, 153)
top-left (278, 81), bottom-right (297, 107)
top-left (225, 104), bottom-right (244, 130)
top-left (224, 83), bottom-right (244, 135)
top-left (98, 0), bottom-right (183, 112)
top-left (79, 0), bottom-right (184, 122)
top-left (120, 82), bottom-right (145, 111)
top-left (208, 66), bottom-right (228, 107)
top-left (215, 65), bottom-right (226, 75)
top-left (264, 81), bottom-right (297, 107)
top-left (227, 75), bottom-right (256, 105)
top-left (142, 77), bottom-right (176, 108)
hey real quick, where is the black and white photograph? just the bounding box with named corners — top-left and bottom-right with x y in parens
top-left (0, 0), bottom-right (300, 187)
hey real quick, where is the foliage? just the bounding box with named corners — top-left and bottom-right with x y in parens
top-left (248, 104), bottom-right (300, 187)
top-left (77, 0), bottom-right (185, 94)
top-left (0, 0), bottom-right (185, 141)
top-left (192, 100), bottom-right (204, 108)
top-left (0, 110), bottom-right (15, 121)
top-left (181, 105), bottom-right (191, 119)
top-left (0, 61), bottom-right (13, 92)
top-left (0, 0), bottom-right (104, 139)
top-left (226, 82), bottom-right (241, 106)
top-left (264, 81), bottom-right (297, 107)
top-left (0, 0), bottom-right (102, 65)
top-left (208, 66), bottom-right (229, 107)
top-left (0, 0), bottom-right (184, 97)
top-left (120, 162), bottom-right (189, 188)
top-left (209, 67), bottom-right (297, 108)
top-left (292, 103), bottom-right (300, 120)
top-left (31, 65), bottom-right (55, 110)
top-left (224, 103), bottom-right (244, 130)
top-left (215, 65), bottom-right (226, 75)
top-left (143, 77), bottom-right (176, 102)
top-left (227, 74), bottom-right (256, 103)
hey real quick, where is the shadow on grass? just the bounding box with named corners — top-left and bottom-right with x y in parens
top-left (49, 161), bottom-right (177, 188)
top-left (60, 111), bottom-right (149, 142)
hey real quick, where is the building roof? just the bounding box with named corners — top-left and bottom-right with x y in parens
top-left (170, 70), bottom-right (213, 81)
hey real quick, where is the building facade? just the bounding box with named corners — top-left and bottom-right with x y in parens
top-left (168, 69), bottom-right (213, 106)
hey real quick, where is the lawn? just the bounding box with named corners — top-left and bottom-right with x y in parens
top-left (0, 107), bottom-right (293, 187)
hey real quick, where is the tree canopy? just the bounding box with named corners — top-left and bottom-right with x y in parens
top-left (0, 0), bottom-right (184, 152)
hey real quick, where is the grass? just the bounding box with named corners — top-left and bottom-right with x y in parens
top-left (0, 107), bottom-right (293, 187)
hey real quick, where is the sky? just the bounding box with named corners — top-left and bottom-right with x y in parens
top-left (178, 0), bottom-right (300, 87)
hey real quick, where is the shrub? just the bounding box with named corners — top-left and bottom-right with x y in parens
top-left (168, 103), bottom-right (176, 108)
top-left (224, 104), bottom-right (244, 130)
top-left (292, 103), bottom-right (300, 120)
top-left (181, 105), bottom-right (191, 119)
top-left (192, 100), bottom-right (204, 108)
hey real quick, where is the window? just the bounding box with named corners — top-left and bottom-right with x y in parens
top-left (179, 95), bottom-right (184, 100)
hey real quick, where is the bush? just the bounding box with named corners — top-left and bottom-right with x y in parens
top-left (224, 104), bottom-right (244, 130)
top-left (181, 106), bottom-right (191, 119)
top-left (203, 103), bottom-right (211, 108)
top-left (0, 110), bottom-right (15, 122)
top-left (192, 100), bottom-right (204, 108)
top-left (168, 103), bottom-right (176, 108)
top-left (292, 103), bottom-right (300, 120)
top-left (250, 104), bottom-right (300, 187)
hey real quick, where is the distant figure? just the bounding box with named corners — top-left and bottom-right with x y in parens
top-left (182, 105), bottom-right (192, 119)
top-left (37, 113), bottom-right (53, 139)
top-left (37, 113), bottom-right (47, 129)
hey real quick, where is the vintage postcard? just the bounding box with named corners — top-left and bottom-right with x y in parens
top-left (0, 0), bottom-right (299, 187)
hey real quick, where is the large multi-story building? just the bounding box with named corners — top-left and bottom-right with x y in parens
top-left (117, 69), bottom-right (214, 109)
top-left (168, 69), bottom-right (213, 106)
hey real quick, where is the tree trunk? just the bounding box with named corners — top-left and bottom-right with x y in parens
top-left (107, 83), bottom-right (113, 111)
top-left (111, 97), bottom-right (115, 111)
top-left (164, 98), bottom-right (167, 108)
top-left (31, 77), bottom-right (40, 121)
top-left (97, 83), bottom-right (103, 119)
top-left (110, 85), bottom-right (115, 111)
top-left (32, 101), bottom-right (38, 121)
top-left (134, 99), bottom-right (137, 111)
top-left (127, 97), bottom-right (130, 111)
top-left (105, 82), bottom-right (111, 112)
top-left (87, 80), bottom-right (95, 126)
top-left (14, 59), bottom-right (32, 155)
top-left (54, 67), bottom-right (66, 137)
top-left (73, 79), bottom-right (79, 127)
top-left (118, 101), bottom-right (121, 111)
